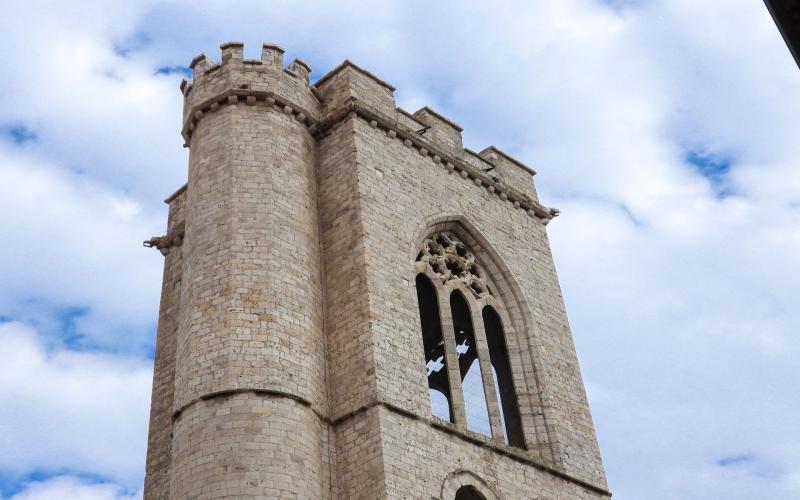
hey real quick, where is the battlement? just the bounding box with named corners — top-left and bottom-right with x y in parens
top-left (177, 42), bottom-right (556, 222)
top-left (314, 59), bottom-right (397, 118)
top-left (412, 106), bottom-right (464, 155)
top-left (479, 146), bottom-right (540, 201)
top-left (180, 42), bottom-right (321, 131)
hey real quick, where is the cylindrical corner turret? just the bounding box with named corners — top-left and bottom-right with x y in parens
top-left (166, 42), bottom-right (329, 499)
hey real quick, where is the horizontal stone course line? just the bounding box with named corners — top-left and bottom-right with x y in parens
top-left (181, 88), bottom-right (318, 145)
top-left (170, 388), bottom-right (610, 497)
top-left (171, 388), bottom-right (321, 426)
top-left (179, 88), bottom-right (557, 222)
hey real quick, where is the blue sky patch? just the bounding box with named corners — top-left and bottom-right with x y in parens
top-left (9, 295), bottom-right (158, 356)
top-left (717, 453), bottom-right (755, 467)
top-left (155, 65), bottom-right (192, 77)
top-left (715, 454), bottom-right (783, 480)
top-left (598, 0), bottom-right (643, 12)
top-left (113, 31), bottom-right (152, 58)
top-left (6, 300), bottom-right (101, 351)
top-left (685, 150), bottom-right (734, 197)
top-left (58, 306), bottom-right (90, 350)
top-left (2, 124), bottom-right (37, 145)
top-left (0, 469), bottom-right (104, 497)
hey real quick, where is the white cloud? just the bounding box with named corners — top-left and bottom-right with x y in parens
top-left (0, 0), bottom-right (798, 498)
top-left (0, 146), bottom-right (164, 349)
top-left (0, 322), bottom-right (151, 490)
top-left (6, 476), bottom-right (140, 500)
top-left (550, 196), bottom-right (800, 499)
top-left (0, 0), bottom-right (186, 203)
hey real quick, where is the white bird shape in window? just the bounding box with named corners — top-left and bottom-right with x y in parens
top-left (426, 356), bottom-right (445, 376)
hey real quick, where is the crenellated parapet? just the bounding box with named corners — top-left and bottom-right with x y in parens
top-left (480, 146), bottom-right (540, 202)
top-left (180, 42), bottom-right (321, 146)
top-left (315, 60), bottom-right (397, 117)
top-left (413, 106), bottom-right (464, 155)
top-left (176, 42), bottom-right (559, 224)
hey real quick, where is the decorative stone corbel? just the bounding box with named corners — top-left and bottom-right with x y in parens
top-left (144, 221), bottom-right (185, 256)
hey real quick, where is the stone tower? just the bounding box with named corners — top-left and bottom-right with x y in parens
top-left (143, 41), bottom-right (609, 499)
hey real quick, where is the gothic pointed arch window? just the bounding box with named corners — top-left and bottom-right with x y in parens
top-left (415, 273), bottom-right (454, 422)
top-left (483, 305), bottom-right (525, 447)
top-left (450, 289), bottom-right (491, 436)
top-left (414, 230), bottom-right (526, 448)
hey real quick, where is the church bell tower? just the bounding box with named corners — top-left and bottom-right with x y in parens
top-left (143, 41), bottom-right (609, 499)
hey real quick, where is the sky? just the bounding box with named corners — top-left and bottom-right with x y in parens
top-left (0, 1), bottom-right (798, 498)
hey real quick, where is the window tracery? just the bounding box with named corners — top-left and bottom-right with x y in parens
top-left (414, 230), bottom-right (526, 449)
top-left (416, 232), bottom-right (491, 298)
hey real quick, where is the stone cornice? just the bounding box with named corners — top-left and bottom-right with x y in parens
top-left (179, 88), bottom-right (558, 222)
top-left (180, 88), bottom-right (318, 146)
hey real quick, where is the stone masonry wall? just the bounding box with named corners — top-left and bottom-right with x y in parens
top-left (316, 116), bottom-right (376, 420)
top-left (377, 406), bottom-right (607, 500)
top-left (346, 114), bottom-right (607, 488)
top-left (143, 42), bottom-right (608, 499)
top-left (170, 392), bottom-right (330, 499)
top-left (143, 188), bottom-right (184, 499)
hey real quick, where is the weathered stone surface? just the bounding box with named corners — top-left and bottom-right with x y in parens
top-left (143, 42), bottom-right (608, 500)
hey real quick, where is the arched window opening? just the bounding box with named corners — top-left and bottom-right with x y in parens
top-left (416, 229), bottom-right (531, 447)
top-left (415, 274), bottom-right (453, 422)
top-left (455, 485), bottom-right (487, 500)
top-left (450, 290), bottom-right (491, 437)
top-left (483, 306), bottom-right (525, 448)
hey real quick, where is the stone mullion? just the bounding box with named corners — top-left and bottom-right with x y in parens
top-left (438, 290), bottom-right (468, 428)
top-left (471, 307), bottom-right (505, 443)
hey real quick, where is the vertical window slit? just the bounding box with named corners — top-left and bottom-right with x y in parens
top-left (450, 290), bottom-right (491, 437)
top-left (483, 306), bottom-right (525, 448)
top-left (415, 274), bottom-right (453, 422)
